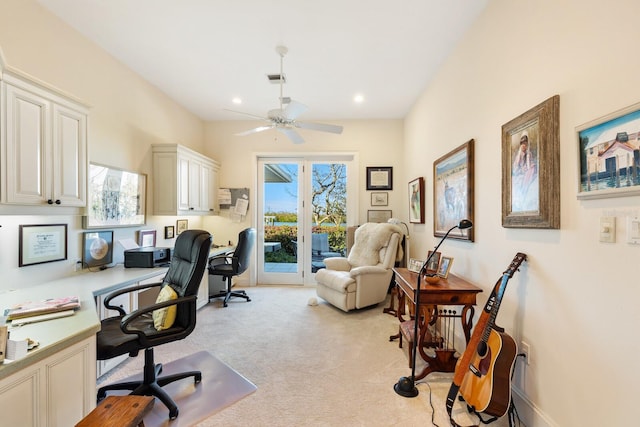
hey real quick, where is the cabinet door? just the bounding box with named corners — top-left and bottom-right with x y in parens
top-left (3, 83), bottom-right (49, 204)
top-left (46, 338), bottom-right (96, 426)
top-left (52, 103), bottom-right (87, 206)
top-left (0, 367), bottom-right (40, 426)
top-left (201, 162), bottom-right (217, 214)
top-left (178, 156), bottom-right (191, 211)
top-left (188, 158), bottom-right (203, 211)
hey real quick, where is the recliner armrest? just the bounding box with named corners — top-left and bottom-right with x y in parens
top-left (323, 257), bottom-right (351, 271)
top-left (349, 265), bottom-right (389, 277)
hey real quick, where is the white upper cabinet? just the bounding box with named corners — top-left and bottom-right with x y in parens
top-left (1, 72), bottom-right (88, 207)
top-left (152, 144), bottom-right (220, 215)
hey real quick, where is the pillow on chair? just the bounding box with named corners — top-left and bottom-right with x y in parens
top-left (153, 285), bottom-right (178, 330)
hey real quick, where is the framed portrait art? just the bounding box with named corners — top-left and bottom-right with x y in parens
top-left (502, 95), bottom-right (560, 228)
top-left (425, 250), bottom-right (441, 274)
top-left (408, 177), bottom-right (425, 224)
top-left (433, 139), bottom-right (474, 241)
top-left (576, 101), bottom-right (640, 200)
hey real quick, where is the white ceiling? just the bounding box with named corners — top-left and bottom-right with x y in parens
top-left (37, 0), bottom-right (487, 122)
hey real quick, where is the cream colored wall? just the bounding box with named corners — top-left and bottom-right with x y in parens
top-left (202, 119), bottom-right (404, 247)
top-left (405, 0), bottom-right (640, 426)
top-left (0, 1), bottom-right (206, 290)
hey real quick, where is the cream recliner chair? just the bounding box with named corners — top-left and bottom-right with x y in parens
top-left (315, 223), bottom-right (403, 312)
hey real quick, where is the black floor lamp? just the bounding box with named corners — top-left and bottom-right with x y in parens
top-left (394, 219), bottom-right (473, 398)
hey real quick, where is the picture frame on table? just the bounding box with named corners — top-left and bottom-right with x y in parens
top-left (366, 166), bottom-right (393, 190)
top-left (408, 258), bottom-right (424, 273)
top-left (408, 177), bottom-right (425, 224)
top-left (433, 139), bottom-right (474, 241)
top-left (502, 95), bottom-right (560, 228)
top-left (425, 250), bottom-right (441, 274)
top-left (165, 225), bottom-right (175, 239)
top-left (437, 256), bottom-right (454, 279)
top-left (19, 224), bottom-right (68, 267)
top-left (371, 192), bottom-right (388, 206)
top-left (82, 230), bottom-right (114, 268)
top-left (367, 209), bottom-right (392, 223)
top-left (138, 229), bottom-right (157, 247)
top-left (176, 219), bottom-right (188, 235)
top-left (576, 101), bottom-right (640, 200)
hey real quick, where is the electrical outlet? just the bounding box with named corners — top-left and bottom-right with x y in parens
top-left (521, 341), bottom-right (531, 365)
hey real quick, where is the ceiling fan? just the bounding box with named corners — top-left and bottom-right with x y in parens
top-left (227, 46), bottom-right (343, 144)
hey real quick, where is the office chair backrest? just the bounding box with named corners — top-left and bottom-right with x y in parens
top-left (234, 228), bottom-right (256, 276)
top-left (162, 229), bottom-right (212, 327)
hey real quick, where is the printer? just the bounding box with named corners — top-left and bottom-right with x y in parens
top-left (124, 247), bottom-right (171, 268)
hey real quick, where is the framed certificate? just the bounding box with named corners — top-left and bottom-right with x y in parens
top-left (19, 224), bottom-right (68, 267)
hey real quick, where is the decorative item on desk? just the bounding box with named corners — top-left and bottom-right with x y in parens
top-left (425, 250), bottom-right (441, 274)
top-left (408, 258), bottom-right (423, 273)
top-left (394, 218), bottom-right (473, 398)
top-left (138, 229), bottom-right (156, 247)
top-left (82, 230), bottom-right (114, 268)
top-left (424, 274), bottom-right (441, 284)
top-left (438, 256), bottom-right (454, 279)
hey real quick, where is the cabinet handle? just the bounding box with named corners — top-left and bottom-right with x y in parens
top-left (189, 207), bottom-right (194, 210)
top-left (55, 199), bottom-right (61, 205)
top-left (47, 199), bottom-right (62, 205)
top-left (48, 199), bottom-right (53, 204)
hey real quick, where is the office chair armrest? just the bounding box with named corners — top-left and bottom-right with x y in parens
top-left (120, 295), bottom-right (197, 345)
top-left (209, 253), bottom-right (235, 264)
top-left (103, 281), bottom-right (164, 316)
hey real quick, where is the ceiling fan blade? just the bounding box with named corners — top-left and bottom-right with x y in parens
top-left (281, 100), bottom-right (309, 121)
top-left (235, 125), bottom-right (273, 136)
top-left (277, 127), bottom-right (305, 144)
top-left (295, 121), bottom-right (343, 134)
top-left (224, 108), bottom-right (270, 121)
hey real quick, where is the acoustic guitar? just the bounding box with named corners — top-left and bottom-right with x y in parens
top-left (446, 252), bottom-right (527, 425)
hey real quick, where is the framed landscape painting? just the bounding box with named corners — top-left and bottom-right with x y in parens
top-left (433, 139), bottom-right (474, 241)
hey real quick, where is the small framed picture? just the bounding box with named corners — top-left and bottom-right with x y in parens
top-left (82, 230), bottom-right (114, 268)
top-left (176, 219), bottom-right (188, 235)
top-left (425, 250), bottom-right (441, 274)
top-left (138, 229), bottom-right (157, 247)
top-left (408, 177), bottom-right (425, 224)
top-left (437, 256), bottom-right (454, 279)
top-left (371, 192), bottom-right (388, 206)
top-left (408, 258), bottom-right (424, 273)
top-left (367, 209), bottom-right (392, 223)
top-left (165, 225), bottom-right (175, 239)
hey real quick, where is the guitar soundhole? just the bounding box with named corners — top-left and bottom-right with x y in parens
top-left (476, 341), bottom-right (488, 358)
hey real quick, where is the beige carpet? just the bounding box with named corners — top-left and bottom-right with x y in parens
top-left (99, 286), bottom-right (513, 427)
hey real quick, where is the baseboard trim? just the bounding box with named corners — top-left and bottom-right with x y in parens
top-left (512, 387), bottom-right (556, 427)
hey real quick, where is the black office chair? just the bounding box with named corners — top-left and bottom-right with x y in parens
top-left (96, 229), bottom-right (212, 420)
top-left (208, 227), bottom-right (255, 307)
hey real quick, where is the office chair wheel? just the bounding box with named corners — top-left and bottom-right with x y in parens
top-left (97, 389), bottom-right (106, 400)
top-left (195, 372), bottom-right (202, 383)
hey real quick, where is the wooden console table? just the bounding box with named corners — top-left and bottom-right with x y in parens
top-left (390, 267), bottom-right (482, 380)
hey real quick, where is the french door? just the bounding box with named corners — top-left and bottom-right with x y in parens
top-left (257, 155), bottom-right (356, 285)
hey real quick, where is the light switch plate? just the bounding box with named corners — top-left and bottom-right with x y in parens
top-left (627, 216), bottom-right (640, 245)
top-left (600, 216), bottom-right (615, 243)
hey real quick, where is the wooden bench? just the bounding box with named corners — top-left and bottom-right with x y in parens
top-left (76, 395), bottom-right (154, 427)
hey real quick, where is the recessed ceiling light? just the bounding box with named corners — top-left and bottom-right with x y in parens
top-left (354, 94), bottom-right (364, 103)
top-left (232, 97), bottom-right (242, 104)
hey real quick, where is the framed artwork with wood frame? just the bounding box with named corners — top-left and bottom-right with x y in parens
top-left (408, 177), bottom-right (425, 224)
top-left (425, 250), bottom-right (441, 274)
top-left (437, 256), bottom-right (454, 279)
top-left (502, 95), bottom-right (560, 228)
top-left (433, 139), bottom-right (475, 241)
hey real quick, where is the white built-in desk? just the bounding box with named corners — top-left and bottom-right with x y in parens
top-left (0, 245), bottom-right (232, 427)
